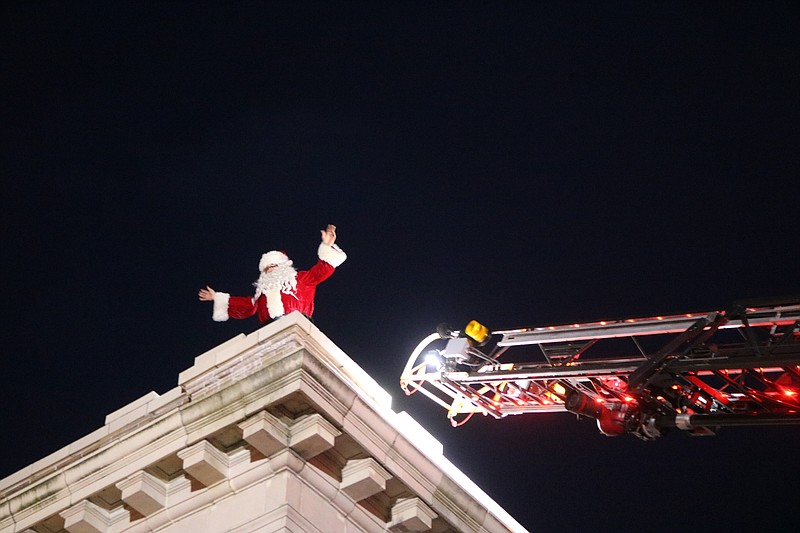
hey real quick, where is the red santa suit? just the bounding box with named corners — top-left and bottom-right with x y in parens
top-left (211, 242), bottom-right (346, 324)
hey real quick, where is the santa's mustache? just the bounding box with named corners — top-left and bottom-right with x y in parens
top-left (253, 264), bottom-right (298, 295)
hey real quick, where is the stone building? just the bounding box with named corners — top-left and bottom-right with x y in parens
top-left (0, 313), bottom-right (528, 533)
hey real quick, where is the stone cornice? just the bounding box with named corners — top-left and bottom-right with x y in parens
top-left (0, 312), bottom-right (528, 533)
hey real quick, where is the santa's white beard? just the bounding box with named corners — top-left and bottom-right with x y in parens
top-left (253, 264), bottom-right (298, 299)
top-left (253, 264), bottom-right (298, 318)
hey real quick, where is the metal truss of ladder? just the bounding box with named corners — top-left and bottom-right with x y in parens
top-left (400, 298), bottom-right (800, 439)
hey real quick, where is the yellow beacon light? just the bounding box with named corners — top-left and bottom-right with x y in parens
top-left (464, 320), bottom-right (490, 345)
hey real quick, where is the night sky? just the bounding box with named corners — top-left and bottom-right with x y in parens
top-left (3, 2), bottom-right (799, 532)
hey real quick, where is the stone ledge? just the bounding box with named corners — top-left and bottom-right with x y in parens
top-left (60, 499), bottom-right (128, 533)
top-left (300, 326), bottom-right (393, 411)
top-left (145, 387), bottom-right (186, 417)
top-left (239, 411), bottom-right (289, 458)
top-left (116, 471), bottom-right (166, 516)
top-left (177, 333), bottom-right (250, 385)
top-left (177, 440), bottom-right (229, 487)
top-left (177, 313), bottom-right (312, 387)
top-left (289, 414), bottom-right (341, 459)
top-left (340, 458), bottom-right (392, 501)
top-left (105, 392), bottom-right (159, 426)
top-left (179, 332), bottom-right (304, 401)
top-left (389, 497), bottom-right (438, 532)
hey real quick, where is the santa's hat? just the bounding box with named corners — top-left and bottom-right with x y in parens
top-left (259, 250), bottom-right (292, 271)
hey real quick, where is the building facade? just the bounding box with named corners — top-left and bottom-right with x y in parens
top-left (0, 313), bottom-right (528, 533)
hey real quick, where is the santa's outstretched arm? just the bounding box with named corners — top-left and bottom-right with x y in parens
top-left (198, 285), bottom-right (257, 322)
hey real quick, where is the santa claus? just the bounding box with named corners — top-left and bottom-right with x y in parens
top-left (198, 224), bottom-right (346, 324)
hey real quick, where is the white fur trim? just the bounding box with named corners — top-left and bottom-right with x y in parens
top-left (318, 243), bottom-right (347, 268)
top-left (265, 288), bottom-right (285, 318)
top-left (212, 292), bottom-right (230, 322)
top-left (259, 251), bottom-right (291, 271)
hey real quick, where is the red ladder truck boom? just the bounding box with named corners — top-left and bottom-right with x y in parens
top-left (400, 298), bottom-right (800, 439)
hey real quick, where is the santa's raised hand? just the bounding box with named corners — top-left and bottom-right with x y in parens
top-left (321, 224), bottom-right (337, 246)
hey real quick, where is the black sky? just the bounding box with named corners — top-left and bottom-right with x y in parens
top-left (2, 2), bottom-right (799, 532)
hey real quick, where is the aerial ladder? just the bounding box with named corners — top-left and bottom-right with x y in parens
top-left (400, 298), bottom-right (800, 439)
